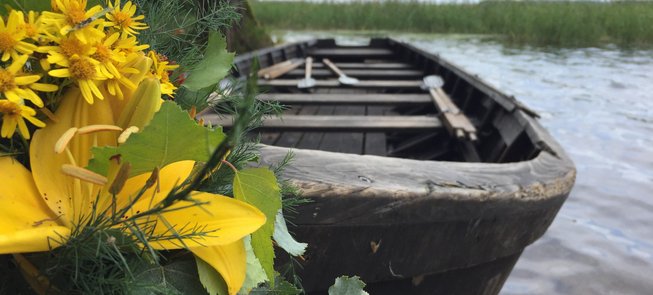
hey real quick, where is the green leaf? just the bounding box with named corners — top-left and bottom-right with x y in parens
top-left (87, 101), bottom-right (225, 177)
top-left (175, 84), bottom-right (214, 112)
top-left (238, 236), bottom-right (268, 294)
top-left (4, 0), bottom-right (50, 12)
top-left (233, 168), bottom-right (282, 285)
top-left (182, 32), bottom-right (234, 91)
top-left (196, 257), bottom-right (229, 295)
top-left (131, 259), bottom-right (208, 295)
top-left (272, 209), bottom-right (307, 257)
top-left (250, 277), bottom-right (302, 295)
top-left (328, 276), bottom-right (369, 295)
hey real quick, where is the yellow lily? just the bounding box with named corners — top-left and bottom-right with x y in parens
top-left (0, 61), bottom-right (265, 295)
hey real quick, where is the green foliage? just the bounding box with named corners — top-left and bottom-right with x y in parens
top-left (233, 168), bottom-right (282, 285)
top-left (1, 0), bottom-right (50, 12)
top-left (252, 1), bottom-right (653, 47)
top-left (182, 32), bottom-right (234, 92)
top-left (273, 210), bottom-right (307, 257)
top-left (134, 0), bottom-right (240, 71)
top-left (132, 259), bottom-right (209, 295)
top-left (239, 236), bottom-right (268, 294)
top-left (250, 278), bottom-right (302, 295)
top-left (196, 256), bottom-right (229, 295)
top-left (328, 276), bottom-right (369, 295)
top-left (87, 101), bottom-right (225, 177)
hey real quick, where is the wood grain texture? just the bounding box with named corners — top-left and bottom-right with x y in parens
top-left (203, 115), bottom-right (443, 132)
top-left (259, 79), bottom-right (423, 89)
top-left (309, 48), bottom-right (395, 57)
top-left (257, 93), bottom-right (431, 105)
top-left (312, 62), bottom-right (413, 69)
top-left (283, 68), bottom-right (424, 78)
top-left (257, 143), bottom-right (575, 225)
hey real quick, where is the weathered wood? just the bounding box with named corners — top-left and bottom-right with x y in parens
top-left (263, 59), bottom-right (305, 80)
top-left (258, 144), bottom-right (574, 291)
top-left (283, 69), bottom-right (424, 79)
top-left (429, 88), bottom-right (478, 140)
top-left (364, 105), bottom-right (388, 156)
top-left (295, 105), bottom-right (335, 150)
top-left (274, 105), bottom-right (319, 148)
top-left (308, 48), bottom-right (394, 57)
top-left (257, 58), bottom-right (301, 77)
top-left (311, 62), bottom-right (414, 70)
top-left (258, 144), bottom-right (575, 224)
top-left (232, 37), bottom-right (576, 295)
top-left (259, 79), bottom-right (423, 89)
top-left (203, 115), bottom-right (443, 132)
top-left (319, 105), bottom-right (366, 154)
top-left (257, 93), bottom-right (431, 106)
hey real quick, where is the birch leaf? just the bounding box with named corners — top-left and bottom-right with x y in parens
top-left (87, 101), bottom-right (225, 177)
top-left (233, 168), bottom-right (282, 285)
top-left (273, 209), bottom-right (307, 256)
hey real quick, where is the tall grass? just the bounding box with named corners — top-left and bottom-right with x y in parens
top-left (251, 1), bottom-right (653, 47)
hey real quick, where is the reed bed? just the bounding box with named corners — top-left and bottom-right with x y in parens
top-left (251, 1), bottom-right (653, 47)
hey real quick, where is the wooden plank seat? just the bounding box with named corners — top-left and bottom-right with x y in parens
top-left (202, 115), bottom-right (443, 132)
top-left (258, 79), bottom-right (423, 89)
top-left (257, 93), bottom-right (432, 106)
top-left (311, 62), bottom-right (414, 70)
top-left (308, 48), bottom-right (394, 57)
top-left (282, 68), bottom-right (424, 79)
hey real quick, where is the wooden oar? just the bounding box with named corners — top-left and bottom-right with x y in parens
top-left (297, 57), bottom-right (316, 89)
top-left (422, 75), bottom-right (477, 141)
top-left (323, 58), bottom-right (359, 85)
top-left (257, 60), bottom-right (294, 78)
top-left (263, 59), bottom-right (305, 80)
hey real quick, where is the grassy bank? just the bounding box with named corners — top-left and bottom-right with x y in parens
top-left (251, 1), bottom-right (653, 47)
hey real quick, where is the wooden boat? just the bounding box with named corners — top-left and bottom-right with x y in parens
top-left (202, 38), bottom-right (576, 294)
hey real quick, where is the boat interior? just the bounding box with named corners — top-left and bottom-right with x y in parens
top-left (209, 38), bottom-right (544, 163)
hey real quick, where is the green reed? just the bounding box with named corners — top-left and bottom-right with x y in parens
top-left (251, 1), bottom-right (653, 47)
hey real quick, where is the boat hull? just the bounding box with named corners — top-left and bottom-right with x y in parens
top-left (226, 38), bottom-right (576, 294)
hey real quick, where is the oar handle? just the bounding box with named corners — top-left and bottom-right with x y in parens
top-left (305, 57), bottom-right (313, 79)
top-left (323, 58), bottom-right (345, 76)
top-left (264, 59), bottom-right (304, 80)
top-left (257, 59), bottom-right (293, 77)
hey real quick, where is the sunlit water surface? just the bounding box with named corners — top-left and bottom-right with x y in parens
top-left (274, 31), bottom-right (653, 295)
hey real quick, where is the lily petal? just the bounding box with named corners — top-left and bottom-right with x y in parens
top-left (133, 191), bottom-right (266, 250)
top-left (192, 241), bottom-right (247, 295)
top-left (115, 160), bottom-right (196, 210)
top-left (0, 157), bottom-right (70, 254)
top-left (31, 88), bottom-right (116, 227)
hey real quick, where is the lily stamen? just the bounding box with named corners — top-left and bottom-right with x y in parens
top-left (77, 124), bottom-right (123, 135)
top-left (117, 126), bottom-right (139, 144)
top-left (54, 127), bottom-right (78, 154)
top-left (61, 164), bottom-right (108, 185)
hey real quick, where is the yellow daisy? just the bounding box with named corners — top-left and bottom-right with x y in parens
top-left (114, 32), bottom-right (149, 55)
top-left (45, 35), bottom-right (95, 67)
top-left (0, 10), bottom-right (38, 62)
top-left (104, 53), bottom-right (145, 100)
top-left (41, 0), bottom-right (106, 44)
top-left (92, 32), bottom-right (127, 78)
top-left (19, 11), bottom-right (50, 43)
top-left (0, 55), bottom-right (58, 107)
top-left (148, 51), bottom-right (178, 96)
top-left (49, 55), bottom-right (108, 104)
top-left (0, 99), bottom-right (46, 139)
top-left (105, 0), bottom-right (148, 35)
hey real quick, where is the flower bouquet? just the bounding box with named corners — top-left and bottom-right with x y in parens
top-left (0, 1), bottom-right (308, 294)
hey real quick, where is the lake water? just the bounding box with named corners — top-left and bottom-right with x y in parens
top-left (274, 31), bottom-right (653, 294)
